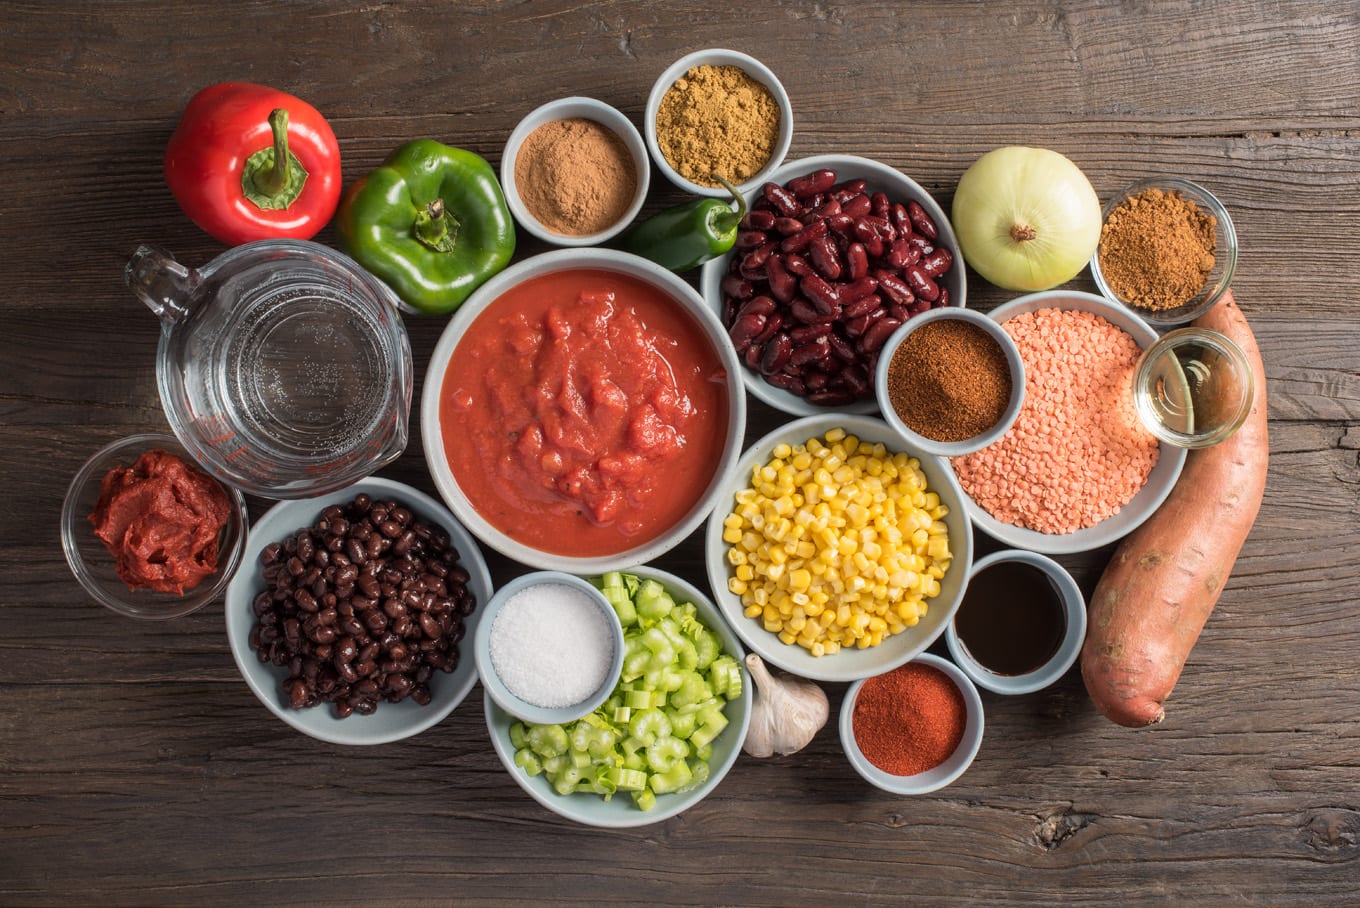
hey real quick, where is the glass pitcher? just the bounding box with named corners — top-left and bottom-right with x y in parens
top-left (126, 239), bottom-right (413, 499)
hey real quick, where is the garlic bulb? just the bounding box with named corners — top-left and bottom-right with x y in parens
top-left (742, 653), bottom-right (829, 758)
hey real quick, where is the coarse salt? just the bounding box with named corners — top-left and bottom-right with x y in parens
top-left (489, 582), bottom-right (616, 709)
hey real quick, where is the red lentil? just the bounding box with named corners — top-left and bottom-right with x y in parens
top-left (951, 308), bottom-right (1159, 535)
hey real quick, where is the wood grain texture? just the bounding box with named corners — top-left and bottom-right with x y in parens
top-left (2, 0), bottom-right (1358, 904)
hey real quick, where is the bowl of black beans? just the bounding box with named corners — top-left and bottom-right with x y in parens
top-left (225, 477), bottom-right (493, 745)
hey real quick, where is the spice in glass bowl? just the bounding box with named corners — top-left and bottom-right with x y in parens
top-left (1097, 186), bottom-right (1217, 312)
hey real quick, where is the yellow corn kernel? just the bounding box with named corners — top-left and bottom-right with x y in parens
top-left (728, 577), bottom-right (748, 596)
top-left (743, 603), bottom-right (762, 619)
top-left (727, 548), bottom-right (747, 566)
top-left (789, 568), bottom-right (812, 592)
top-left (735, 564), bottom-right (754, 582)
top-left (722, 526), bottom-right (743, 544)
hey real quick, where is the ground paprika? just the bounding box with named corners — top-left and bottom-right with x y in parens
top-left (851, 661), bottom-right (966, 776)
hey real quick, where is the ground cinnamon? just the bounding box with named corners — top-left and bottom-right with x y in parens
top-left (886, 317), bottom-right (1011, 443)
top-left (1098, 187), bottom-right (1217, 311)
top-left (655, 64), bottom-right (779, 187)
top-left (514, 117), bottom-right (637, 236)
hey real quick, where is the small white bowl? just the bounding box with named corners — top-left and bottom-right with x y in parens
top-left (699, 154), bottom-right (967, 417)
top-left (62, 433), bottom-right (249, 620)
top-left (645, 48), bottom-right (793, 197)
top-left (839, 653), bottom-right (984, 795)
top-left (473, 571), bottom-right (625, 725)
top-left (955, 291), bottom-right (1187, 555)
top-left (421, 248), bottom-right (747, 574)
top-left (224, 477), bottom-right (493, 745)
top-left (485, 567), bottom-right (752, 828)
top-left (875, 307), bottom-right (1025, 457)
top-left (945, 550), bottom-right (1086, 695)
top-left (500, 97), bottom-right (650, 246)
top-left (704, 413), bottom-right (973, 683)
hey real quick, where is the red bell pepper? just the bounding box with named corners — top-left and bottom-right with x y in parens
top-left (164, 82), bottom-right (342, 245)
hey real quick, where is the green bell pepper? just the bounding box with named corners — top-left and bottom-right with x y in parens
top-left (615, 176), bottom-right (746, 273)
top-left (336, 139), bottom-right (516, 315)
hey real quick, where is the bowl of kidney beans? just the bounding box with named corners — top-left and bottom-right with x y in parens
top-left (700, 154), bottom-right (966, 417)
top-left (225, 477), bottom-right (493, 745)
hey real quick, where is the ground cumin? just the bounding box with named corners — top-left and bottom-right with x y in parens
top-left (655, 64), bottom-right (779, 187)
top-left (886, 318), bottom-right (1011, 443)
top-left (514, 117), bottom-right (637, 236)
top-left (1098, 187), bottom-right (1217, 311)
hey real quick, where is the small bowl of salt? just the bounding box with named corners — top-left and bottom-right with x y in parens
top-left (474, 571), bottom-right (625, 726)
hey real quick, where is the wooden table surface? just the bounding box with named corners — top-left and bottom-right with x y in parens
top-left (4, 1), bottom-right (1357, 904)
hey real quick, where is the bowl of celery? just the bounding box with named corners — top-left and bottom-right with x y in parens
top-left (484, 566), bottom-right (751, 828)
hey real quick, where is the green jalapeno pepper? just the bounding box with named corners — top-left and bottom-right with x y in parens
top-left (616, 176), bottom-right (747, 273)
top-left (335, 139), bottom-right (516, 315)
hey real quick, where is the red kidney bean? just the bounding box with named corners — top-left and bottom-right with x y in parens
top-left (789, 297), bottom-right (833, 325)
top-left (889, 302), bottom-right (912, 322)
top-left (753, 311), bottom-right (784, 345)
top-left (736, 229), bottom-right (768, 250)
top-left (737, 295), bottom-right (777, 320)
top-left (742, 343), bottom-right (762, 370)
top-left (763, 182), bottom-right (800, 216)
top-left (728, 313), bottom-right (766, 351)
top-left (760, 333), bottom-right (792, 374)
top-left (804, 369), bottom-right (829, 392)
top-left (844, 313), bottom-right (873, 338)
top-left (813, 198), bottom-right (842, 219)
top-left (790, 339), bottom-right (831, 368)
top-left (907, 200), bottom-right (938, 240)
top-left (721, 274), bottom-right (754, 301)
top-left (764, 372), bottom-right (806, 396)
top-left (841, 193), bottom-right (872, 219)
top-left (905, 264), bottom-right (941, 302)
top-left (744, 209), bottom-right (776, 230)
top-left (827, 213), bottom-right (856, 238)
top-left (828, 332), bottom-right (857, 363)
top-left (789, 323), bottom-right (834, 344)
top-left (842, 293), bottom-right (884, 320)
top-left (841, 364), bottom-right (872, 398)
top-left (783, 253), bottom-right (812, 277)
top-left (845, 242), bottom-right (868, 281)
top-left (809, 235), bottom-right (842, 280)
top-left (872, 191), bottom-right (891, 218)
top-left (780, 219), bottom-right (828, 254)
top-left (890, 202), bottom-right (914, 238)
top-left (808, 388), bottom-right (856, 406)
top-left (935, 288), bottom-right (951, 308)
top-left (839, 276), bottom-right (880, 305)
top-left (876, 270), bottom-right (916, 307)
top-left (920, 246), bottom-right (953, 278)
top-left (886, 238), bottom-right (921, 270)
top-left (831, 179), bottom-right (868, 203)
top-left (858, 316), bottom-right (902, 355)
top-left (800, 274), bottom-right (840, 315)
top-left (774, 217), bottom-right (804, 236)
top-left (789, 168), bottom-right (837, 198)
top-left (860, 234), bottom-right (884, 258)
top-left (739, 244), bottom-right (775, 280)
top-left (907, 233), bottom-right (933, 255)
top-left (766, 255), bottom-right (796, 302)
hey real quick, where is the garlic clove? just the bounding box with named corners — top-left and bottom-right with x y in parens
top-left (742, 652), bottom-right (829, 758)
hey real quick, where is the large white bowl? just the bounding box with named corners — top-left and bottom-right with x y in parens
top-left (955, 291), bottom-right (1187, 554)
top-left (484, 567), bottom-right (752, 828)
top-left (224, 477), bottom-right (493, 745)
top-left (704, 413), bottom-right (974, 683)
top-left (699, 154), bottom-right (966, 417)
top-left (421, 248), bottom-right (747, 573)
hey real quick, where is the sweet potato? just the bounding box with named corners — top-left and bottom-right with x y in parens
top-left (1081, 291), bottom-right (1268, 727)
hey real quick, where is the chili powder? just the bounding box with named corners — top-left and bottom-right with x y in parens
top-left (886, 317), bottom-right (1011, 443)
top-left (852, 661), bottom-right (966, 776)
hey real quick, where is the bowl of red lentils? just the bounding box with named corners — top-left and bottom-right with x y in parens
top-left (875, 307), bottom-right (1026, 457)
top-left (839, 653), bottom-right (985, 795)
top-left (1089, 176), bottom-right (1237, 328)
top-left (704, 413), bottom-right (974, 684)
top-left (949, 291), bottom-right (1188, 555)
top-left (645, 48), bottom-right (794, 197)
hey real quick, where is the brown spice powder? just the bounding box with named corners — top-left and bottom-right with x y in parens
top-left (1098, 187), bottom-right (1217, 311)
top-left (886, 318), bottom-right (1011, 443)
top-left (655, 64), bottom-right (779, 187)
top-left (514, 117), bottom-right (637, 236)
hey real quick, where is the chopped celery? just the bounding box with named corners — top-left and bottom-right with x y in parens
top-left (507, 572), bottom-right (744, 811)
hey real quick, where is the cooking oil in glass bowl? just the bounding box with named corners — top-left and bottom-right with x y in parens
top-left (1134, 327), bottom-right (1253, 449)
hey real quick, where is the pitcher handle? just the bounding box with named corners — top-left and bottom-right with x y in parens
top-left (125, 244), bottom-right (199, 323)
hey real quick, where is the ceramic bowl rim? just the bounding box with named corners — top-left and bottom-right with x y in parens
top-left (839, 652), bottom-right (985, 795)
top-left (875, 306), bottom-right (1026, 457)
top-left (944, 549), bottom-right (1087, 695)
top-left (500, 96), bottom-right (650, 246)
top-left (644, 48), bottom-right (794, 197)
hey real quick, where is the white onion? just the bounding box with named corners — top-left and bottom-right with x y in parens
top-left (951, 146), bottom-right (1102, 292)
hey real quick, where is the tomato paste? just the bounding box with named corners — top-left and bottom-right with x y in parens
top-left (440, 268), bottom-right (729, 557)
top-left (89, 450), bottom-right (233, 594)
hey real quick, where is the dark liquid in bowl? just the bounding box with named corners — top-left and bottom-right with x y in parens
top-left (955, 561), bottom-right (1065, 676)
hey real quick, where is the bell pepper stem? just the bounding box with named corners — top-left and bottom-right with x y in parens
top-left (241, 108), bottom-right (309, 210)
top-left (414, 198), bottom-right (461, 253)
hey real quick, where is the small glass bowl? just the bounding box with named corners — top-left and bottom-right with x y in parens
top-left (474, 571), bottom-right (625, 726)
top-left (839, 653), bottom-right (984, 795)
top-left (645, 48), bottom-right (794, 197)
top-left (1090, 177), bottom-right (1237, 327)
top-left (875, 307), bottom-right (1026, 457)
top-left (61, 433), bottom-right (249, 619)
top-left (500, 97), bottom-right (650, 246)
top-left (1133, 326), bottom-right (1255, 448)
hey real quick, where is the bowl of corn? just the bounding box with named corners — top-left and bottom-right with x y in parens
top-left (703, 413), bottom-right (974, 683)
